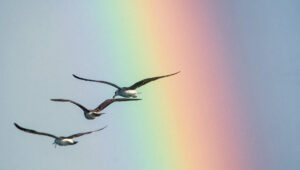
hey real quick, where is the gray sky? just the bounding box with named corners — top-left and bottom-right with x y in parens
top-left (1, 0), bottom-right (300, 170)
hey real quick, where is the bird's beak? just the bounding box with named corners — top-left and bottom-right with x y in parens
top-left (101, 113), bottom-right (107, 115)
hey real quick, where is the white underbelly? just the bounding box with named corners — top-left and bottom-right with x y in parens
top-left (56, 138), bottom-right (74, 145)
top-left (123, 90), bottom-right (137, 95)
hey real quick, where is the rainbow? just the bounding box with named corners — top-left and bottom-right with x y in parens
top-left (77, 1), bottom-right (258, 170)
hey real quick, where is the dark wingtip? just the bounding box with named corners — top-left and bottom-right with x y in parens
top-left (72, 74), bottom-right (80, 79)
top-left (14, 122), bottom-right (21, 129)
top-left (51, 99), bottom-right (68, 102)
top-left (174, 71), bottom-right (181, 75)
top-left (98, 125), bottom-right (108, 131)
top-left (165, 71), bottom-right (180, 77)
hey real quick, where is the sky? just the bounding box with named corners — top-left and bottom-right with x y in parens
top-left (0, 0), bottom-right (300, 170)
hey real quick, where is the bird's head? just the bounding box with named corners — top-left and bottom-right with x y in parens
top-left (113, 90), bottom-right (119, 98)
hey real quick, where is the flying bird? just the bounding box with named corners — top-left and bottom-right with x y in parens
top-left (51, 98), bottom-right (141, 120)
top-left (14, 122), bottom-right (106, 147)
top-left (72, 71), bottom-right (180, 98)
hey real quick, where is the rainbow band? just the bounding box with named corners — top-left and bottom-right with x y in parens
top-left (87, 1), bottom-right (255, 170)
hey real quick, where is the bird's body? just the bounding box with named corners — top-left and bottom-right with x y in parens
top-left (117, 89), bottom-right (138, 98)
top-left (51, 98), bottom-right (140, 120)
top-left (14, 123), bottom-right (106, 147)
top-left (84, 112), bottom-right (101, 120)
top-left (72, 71), bottom-right (180, 98)
top-left (54, 138), bottom-right (77, 146)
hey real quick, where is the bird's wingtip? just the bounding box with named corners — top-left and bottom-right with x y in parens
top-left (98, 125), bottom-right (108, 131)
top-left (51, 99), bottom-right (67, 102)
top-left (168, 71), bottom-right (180, 76)
top-left (14, 122), bottom-right (20, 128)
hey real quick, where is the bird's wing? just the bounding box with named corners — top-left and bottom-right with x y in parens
top-left (51, 99), bottom-right (89, 113)
top-left (67, 126), bottom-right (107, 139)
top-left (94, 98), bottom-right (141, 112)
top-left (14, 123), bottom-right (57, 139)
top-left (72, 74), bottom-right (121, 89)
top-left (129, 71), bottom-right (180, 90)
